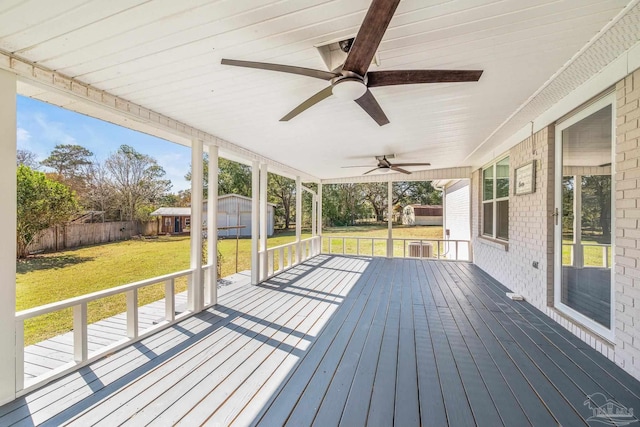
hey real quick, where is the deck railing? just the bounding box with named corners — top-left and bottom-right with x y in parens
top-left (259, 236), bottom-right (321, 281)
top-left (563, 243), bottom-right (611, 268)
top-left (14, 267), bottom-right (204, 394)
top-left (321, 236), bottom-right (471, 261)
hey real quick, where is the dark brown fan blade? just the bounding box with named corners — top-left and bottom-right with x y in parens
top-left (342, 0), bottom-right (400, 77)
top-left (367, 70), bottom-right (483, 87)
top-left (280, 86), bottom-right (333, 121)
top-left (390, 166), bottom-right (411, 174)
top-left (393, 162), bottom-right (431, 167)
top-left (363, 167), bottom-right (381, 175)
top-left (354, 90), bottom-right (389, 126)
top-left (221, 59), bottom-right (340, 81)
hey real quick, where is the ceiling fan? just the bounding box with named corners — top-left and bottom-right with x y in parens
top-left (221, 0), bottom-right (483, 126)
top-left (343, 155), bottom-right (430, 175)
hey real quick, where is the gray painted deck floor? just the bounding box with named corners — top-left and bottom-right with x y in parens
top-left (1, 255), bottom-right (640, 426)
top-left (22, 270), bottom-right (253, 384)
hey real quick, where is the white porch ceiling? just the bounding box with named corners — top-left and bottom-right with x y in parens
top-left (0, 0), bottom-right (636, 180)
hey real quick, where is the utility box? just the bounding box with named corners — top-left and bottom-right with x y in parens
top-left (408, 242), bottom-right (433, 258)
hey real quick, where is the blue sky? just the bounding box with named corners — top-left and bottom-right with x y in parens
top-left (17, 96), bottom-right (192, 192)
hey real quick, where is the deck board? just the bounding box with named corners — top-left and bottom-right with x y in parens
top-left (1, 256), bottom-right (639, 426)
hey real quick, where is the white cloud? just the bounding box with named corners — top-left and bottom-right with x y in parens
top-left (34, 114), bottom-right (77, 145)
top-left (17, 127), bottom-right (31, 144)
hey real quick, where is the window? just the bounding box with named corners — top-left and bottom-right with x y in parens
top-left (482, 157), bottom-right (509, 240)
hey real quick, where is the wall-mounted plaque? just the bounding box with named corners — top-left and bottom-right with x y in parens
top-left (515, 160), bottom-right (536, 195)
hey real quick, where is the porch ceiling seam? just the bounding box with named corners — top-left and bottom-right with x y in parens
top-left (0, 50), bottom-right (320, 183)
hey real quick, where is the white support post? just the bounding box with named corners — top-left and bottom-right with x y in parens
top-left (206, 145), bottom-right (218, 306)
top-left (312, 194), bottom-right (317, 254)
top-left (318, 183), bottom-right (323, 254)
top-left (296, 176), bottom-right (302, 263)
top-left (251, 161), bottom-right (260, 285)
top-left (260, 164), bottom-right (268, 280)
top-left (0, 69), bottom-right (16, 404)
top-left (387, 181), bottom-right (393, 258)
top-left (189, 139), bottom-right (204, 312)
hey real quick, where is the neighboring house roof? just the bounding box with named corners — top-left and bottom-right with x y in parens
top-left (150, 207), bottom-right (191, 217)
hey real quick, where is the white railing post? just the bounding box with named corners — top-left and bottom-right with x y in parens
top-left (357, 238), bottom-right (360, 256)
top-left (15, 320), bottom-right (24, 392)
top-left (0, 69), bottom-right (17, 404)
top-left (251, 161), bottom-right (260, 285)
top-left (279, 247), bottom-right (284, 271)
top-left (73, 303), bottom-right (88, 362)
top-left (189, 138), bottom-right (204, 312)
top-left (165, 278), bottom-right (175, 322)
top-left (317, 183), bottom-right (323, 248)
top-left (206, 144), bottom-right (219, 306)
top-left (126, 289), bottom-right (138, 339)
top-left (268, 251), bottom-right (274, 277)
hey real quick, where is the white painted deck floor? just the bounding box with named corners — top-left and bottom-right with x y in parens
top-left (1, 255), bottom-right (640, 426)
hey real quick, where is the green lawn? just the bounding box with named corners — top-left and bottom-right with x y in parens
top-left (17, 225), bottom-right (439, 345)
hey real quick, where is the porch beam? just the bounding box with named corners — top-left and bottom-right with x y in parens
top-left (260, 163), bottom-right (268, 281)
top-left (251, 161), bottom-right (260, 285)
top-left (188, 138), bottom-right (204, 312)
top-left (0, 69), bottom-right (16, 404)
top-left (321, 167), bottom-right (472, 184)
top-left (0, 52), bottom-right (318, 184)
top-left (206, 145), bottom-right (218, 305)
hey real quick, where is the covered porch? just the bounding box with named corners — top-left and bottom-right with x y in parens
top-left (1, 256), bottom-right (638, 426)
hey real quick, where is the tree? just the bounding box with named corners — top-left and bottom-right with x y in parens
top-left (17, 149), bottom-right (39, 169)
top-left (41, 144), bottom-right (93, 178)
top-left (268, 174), bottom-right (295, 229)
top-left (17, 165), bottom-right (78, 258)
top-left (105, 145), bottom-right (172, 221)
top-left (186, 155), bottom-right (252, 198)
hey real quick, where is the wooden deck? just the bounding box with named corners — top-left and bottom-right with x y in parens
top-left (1, 255), bottom-right (639, 426)
top-left (22, 271), bottom-right (252, 383)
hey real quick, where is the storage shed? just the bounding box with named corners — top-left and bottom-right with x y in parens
top-left (402, 204), bottom-right (443, 226)
top-left (151, 194), bottom-right (275, 237)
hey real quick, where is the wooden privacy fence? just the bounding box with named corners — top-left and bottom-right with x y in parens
top-left (27, 221), bottom-right (158, 254)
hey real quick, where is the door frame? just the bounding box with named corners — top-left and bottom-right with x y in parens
top-left (553, 92), bottom-right (616, 341)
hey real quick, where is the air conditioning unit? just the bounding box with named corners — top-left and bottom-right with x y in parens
top-left (408, 242), bottom-right (433, 258)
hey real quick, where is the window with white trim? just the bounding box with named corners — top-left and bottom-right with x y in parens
top-left (482, 157), bottom-right (509, 240)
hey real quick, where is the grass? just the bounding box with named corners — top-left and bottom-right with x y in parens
top-left (562, 239), bottom-right (612, 267)
top-left (16, 225), bottom-right (439, 345)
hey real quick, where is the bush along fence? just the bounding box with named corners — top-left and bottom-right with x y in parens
top-left (26, 221), bottom-right (158, 254)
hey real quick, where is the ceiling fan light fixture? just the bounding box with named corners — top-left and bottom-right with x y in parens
top-left (381, 167), bottom-right (391, 173)
top-left (332, 78), bottom-right (367, 101)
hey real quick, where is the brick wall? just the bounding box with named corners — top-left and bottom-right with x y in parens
top-left (470, 69), bottom-right (640, 380)
top-left (472, 128), bottom-right (554, 310)
top-left (614, 69), bottom-right (640, 379)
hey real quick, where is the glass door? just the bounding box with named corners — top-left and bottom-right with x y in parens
top-left (554, 94), bottom-right (614, 337)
